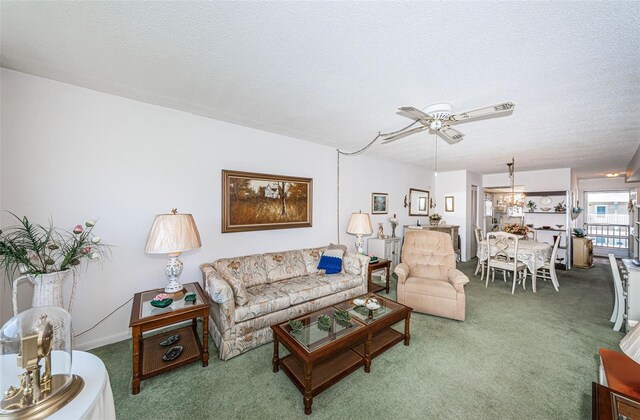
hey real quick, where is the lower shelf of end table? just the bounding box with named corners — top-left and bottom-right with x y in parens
top-left (141, 325), bottom-right (202, 378)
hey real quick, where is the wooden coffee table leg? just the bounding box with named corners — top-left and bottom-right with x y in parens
top-left (272, 335), bottom-right (280, 373)
top-left (303, 362), bottom-right (313, 415)
top-left (404, 313), bottom-right (411, 346)
top-left (131, 325), bottom-right (141, 395)
top-left (202, 311), bottom-right (209, 367)
top-left (386, 265), bottom-right (390, 294)
top-left (364, 332), bottom-right (372, 373)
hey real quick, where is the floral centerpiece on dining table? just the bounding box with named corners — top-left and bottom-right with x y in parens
top-left (0, 213), bottom-right (109, 314)
top-left (502, 223), bottom-right (529, 236)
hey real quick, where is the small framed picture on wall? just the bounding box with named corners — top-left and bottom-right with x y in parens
top-left (371, 192), bottom-right (388, 214)
top-left (445, 196), bottom-right (455, 212)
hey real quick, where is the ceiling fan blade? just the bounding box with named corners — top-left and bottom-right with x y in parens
top-left (449, 102), bottom-right (515, 121)
top-left (396, 106), bottom-right (431, 121)
top-left (381, 126), bottom-right (428, 144)
top-left (438, 125), bottom-right (465, 144)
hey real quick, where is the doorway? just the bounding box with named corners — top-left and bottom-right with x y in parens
top-left (470, 185), bottom-right (478, 258)
top-left (584, 190), bottom-right (631, 258)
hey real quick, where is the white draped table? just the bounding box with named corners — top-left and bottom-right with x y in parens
top-left (1, 350), bottom-right (116, 419)
top-left (478, 239), bottom-right (555, 293)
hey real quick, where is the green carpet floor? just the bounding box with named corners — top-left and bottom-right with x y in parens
top-left (90, 259), bottom-right (624, 419)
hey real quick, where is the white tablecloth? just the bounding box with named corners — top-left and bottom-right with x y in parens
top-left (478, 239), bottom-right (552, 274)
top-left (1, 350), bottom-right (115, 419)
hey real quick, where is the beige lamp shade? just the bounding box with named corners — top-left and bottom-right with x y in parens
top-left (145, 213), bottom-right (202, 254)
top-left (620, 321), bottom-right (640, 365)
top-left (347, 212), bottom-right (373, 235)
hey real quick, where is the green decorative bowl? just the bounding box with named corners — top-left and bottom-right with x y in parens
top-left (333, 309), bottom-right (352, 325)
top-left (317, 314), bottom-right (331, 331)
top-left (184, 293), bottom-right (196, 303)
top-left (288, 319), bottom-right (304, 332)
top-left (150, 298), bottom-right (173, 308)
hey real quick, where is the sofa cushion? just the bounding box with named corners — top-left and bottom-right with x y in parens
top-left (214, 254), bottom-right (269, 288)
top-left (274, 273), bottom-right (361, 305)
top-left (301, 247), bottom-right (326, 274)
top-left (264, 250), bottom-right (308, 282)
top-left (234, 283), bottom-right (291, 323)
top-left (343, 253), bottom-right (362, 275)
top-left (214, 254), bottom-right (269, 305)
top-left (404, 277), bottom-right (457, 300)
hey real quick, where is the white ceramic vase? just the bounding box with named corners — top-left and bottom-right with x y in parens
top-left (12, 270), bottom-right (72, 316)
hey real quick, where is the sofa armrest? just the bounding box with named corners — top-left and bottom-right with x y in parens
top-left (394, 262), bottom-right (410, 285)
top-left (200, 263), bottom-right (236, 333)
top-left (344, 252), bottom-right (370, 286)
top-left (447, 268), bottom-right (469, 293)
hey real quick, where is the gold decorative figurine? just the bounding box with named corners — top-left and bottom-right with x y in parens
top-left (1, 311), bottom-right (84, 420)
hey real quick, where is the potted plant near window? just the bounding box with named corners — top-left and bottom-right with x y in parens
top-left (0, 213), bottom-right (108, 315)
top-left (429, 213), bottom-right (442, 226)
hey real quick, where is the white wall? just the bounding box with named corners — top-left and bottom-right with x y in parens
top-left (0, 69), bottom-right (426, 349)
top-left (0, 73), bottom-right (7, 324)
top-left (338, 155), bottom-right (432, 251)
top-left (483, 168), bottom-right (572, 191)
top-left (434, 170), bottom-right (468, 260)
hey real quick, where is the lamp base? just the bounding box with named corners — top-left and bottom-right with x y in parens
top-left (164, 280), bottom-right (186, 295)
top-left (164, 255), bottom-right (184, 294)
top-left (355, 235), bottom-right (364, 254)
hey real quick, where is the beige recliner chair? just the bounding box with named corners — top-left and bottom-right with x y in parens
top-left (395, 230), bottom-right (469, 321)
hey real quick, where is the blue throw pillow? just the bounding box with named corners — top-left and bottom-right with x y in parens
top-left (317, 249), bottom-right (344, 274)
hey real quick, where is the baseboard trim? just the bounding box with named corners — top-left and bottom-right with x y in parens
top-left (75, 330), bottom-right (131, 351)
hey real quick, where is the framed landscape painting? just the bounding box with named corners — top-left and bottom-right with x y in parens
top-left (222, 170), bottom-right (312, 233)
top-left (371, 193), bottom-right (388, 214)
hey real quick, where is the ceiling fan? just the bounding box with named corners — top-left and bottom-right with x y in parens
top-left (381, 102), bottom-right (515, 145)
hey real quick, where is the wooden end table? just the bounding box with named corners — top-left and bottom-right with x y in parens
top-left (368, 258), bottom-right (391, 294)
top-left (129, 282), bottom-right (211, 394)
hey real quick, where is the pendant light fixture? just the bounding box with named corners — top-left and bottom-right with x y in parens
top-left (507, 157), bottom-right (524, 210)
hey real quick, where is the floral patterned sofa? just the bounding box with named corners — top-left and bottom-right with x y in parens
top-left (200, 247), bottom-right (369, 360)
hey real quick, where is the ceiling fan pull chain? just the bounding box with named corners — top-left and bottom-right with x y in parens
top-left (432, 133), bottom-right (438, 209)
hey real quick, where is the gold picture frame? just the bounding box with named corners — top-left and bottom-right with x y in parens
top-left (222, 170), bottom-right (312, 233)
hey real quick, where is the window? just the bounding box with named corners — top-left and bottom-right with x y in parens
top-left (596, 205), bottom-right (606, 215)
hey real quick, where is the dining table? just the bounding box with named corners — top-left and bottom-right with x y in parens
top-left (477, 238), bottom-right (556, 293)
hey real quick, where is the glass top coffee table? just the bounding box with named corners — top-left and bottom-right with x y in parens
top-left (271, 293), bottom-right (412, 415)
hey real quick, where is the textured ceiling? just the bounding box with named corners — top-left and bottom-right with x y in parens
top-left (1, 2), bottom-right (639, 178)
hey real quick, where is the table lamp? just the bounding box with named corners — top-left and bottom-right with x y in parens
top-left (346, 211), bottom-right (373, 254)
top-left (620, 321), bottom-right (640, 366)
top-left (145, 209), bottom-right (202, 293)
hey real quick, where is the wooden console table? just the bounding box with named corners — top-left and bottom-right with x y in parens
top-left (593, 382), bottom-right (640, 419)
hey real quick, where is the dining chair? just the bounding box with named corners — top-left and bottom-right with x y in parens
top-left (530, 235), bottom-right (560, 291)
top-left (486, 232), bottom-right (528, 294)
top-left (608, 254), bottom-right (625, 332)
top-left (524, 228), bottom-right (537, 241)
top-left (474, 227), bottom-right (486, 281)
